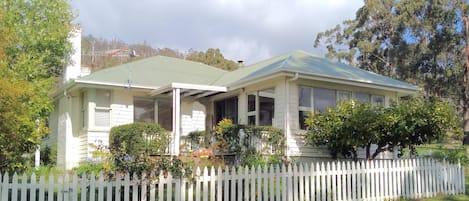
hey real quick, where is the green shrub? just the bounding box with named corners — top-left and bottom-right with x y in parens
top-left (431, 148), bottom-right (468, 165)
top-left (40, 145), bottom-right (57, 166)
top-left (109, 122), bottom-right (169, 174)
top-left (214, 119), bottom-right (286, 166)
top-left (305, 97), bottom-right (460, 160)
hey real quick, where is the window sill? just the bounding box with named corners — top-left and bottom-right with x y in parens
top-left (87, 126), bottom-right (111, 132)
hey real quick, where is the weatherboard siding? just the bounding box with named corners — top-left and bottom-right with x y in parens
top-left (181, 100), bottom-right (206, 136)
top-left (111, 90), bottom-right (134, 126)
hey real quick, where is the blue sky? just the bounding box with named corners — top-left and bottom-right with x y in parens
top-left (69, 0), bottom-right (363, 64)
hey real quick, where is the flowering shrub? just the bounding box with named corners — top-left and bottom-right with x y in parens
top-left (73, 140), bottom-right (114, 176)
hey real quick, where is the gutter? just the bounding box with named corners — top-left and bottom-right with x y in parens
top-left (228, 70), bottom-right (419, 95)
top-left (51, 79), bottom-right (158, 100)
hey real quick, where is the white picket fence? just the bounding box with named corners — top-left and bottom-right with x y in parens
top-left (0, 158), bottom-right (465, 201)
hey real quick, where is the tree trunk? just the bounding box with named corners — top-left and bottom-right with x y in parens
top-left (365, 143), bottom-right (371, 160)
top-left (462, 16), bottom-right (469, 145)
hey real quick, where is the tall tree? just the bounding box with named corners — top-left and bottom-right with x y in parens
top-left (0, 0), bottom-right (74, 171)
top-left (186, 48), bottom-right (240, 71)
top-left (314, 0), bottom-right (468, 140)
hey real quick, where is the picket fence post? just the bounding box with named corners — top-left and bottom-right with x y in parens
top-left (0, 158), bottom-right (465, 201)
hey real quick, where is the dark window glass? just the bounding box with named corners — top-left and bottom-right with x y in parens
top-left (355, 92), bottom-right (370, 103)
top-left (299, 111), bottom-right (309, 130)
top-left (158, 100), bottom-right (173, 131)
top-left (372, 95), bottom-right (385, 106)
top-left (248, 116), bottom-right (256, 126)
top-left (248, 94), bottom-right (256, 112)
top-left (299, 87), bottom-right (311, 107)
top-left (313, 88), bottom-right (336, 113)
top-left (215, 97), bottom-right (238, 124)
top-left (134, 98), bottom-right (155, 123)
top-left (259, 96), bottom-right (274, 126)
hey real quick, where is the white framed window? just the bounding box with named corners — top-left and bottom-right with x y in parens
top-left (215, 97), bottom-right (238, 124)
top-left (95, 89), bottom-right (111, 127)
top-left (298, 86), bottom-right (337, 129)
top-left (157, 99), bottom-right (172, 131)
top-left (353, 92), bottom-right (371, 103)
top-left (247, 94), bottom-right (256, 125)
top-left (134, 98), bottom-right (155, 123)
top-left (313, 88), bottom-right (336, 113)
top-left (259, 88), bottom-right (275, 126)
top-left (371, 95), bottom-right (385, 106)
top-left (80, 91), bottom-right (87, 128)
top-left (246, 88), bottom-right (275, 126)
top-left (338, 91), bottom-right (351, 102)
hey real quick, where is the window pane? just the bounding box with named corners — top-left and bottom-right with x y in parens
top-left (248, 115), bottom-right (256, 125)
top-left (134, 98), bottom-right (155, 123)
top-left (354, 92), bottom-right (370, 103)
top-left (372, 95), bottom-right (385, 106)
top-left (259, 96), bottom-right (274, 126)
top-left (299, 87), bottom-right (311, 107)
top-left (248, 94), bottom-right (256, 112)
top-left (95, 90), bottom-right (110, 127)
top-left (158, 100), bottom-right (173, 131)
top-left (313, 88), bottom-right (336, 113)
top-left (299, 111), bottom-right (309, 130)
top-left (215, 97), bottom-right (238, 124)
top-left (95, 89), bottom-right (110, 107)
top-left (338, 91), bottom-right (351, 102)
top-left (80, 92), bottom-right (86, 128)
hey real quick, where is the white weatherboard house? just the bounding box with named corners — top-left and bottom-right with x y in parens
top-left (45, 34), bottom-right (418, 170)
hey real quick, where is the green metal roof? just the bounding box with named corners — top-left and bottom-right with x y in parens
top-left (76, 50), bottom-right (417, 93)
top-left (77, 56), bottom-right (227, 88)
top-left (215, 50), bottom-right (418, 91)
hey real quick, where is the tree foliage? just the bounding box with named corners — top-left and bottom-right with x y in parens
top-left (186, 48), bottom-right (240, 71)
top-left (109, 122), bottom-right (170, 174)
top-left (0, 0), bottom-right (73, 172)
top-left (304, 97), bottom-right (460, 160)
top-left (81, 36), bottom-right (240, 72)
top-left (314, 0), bottom-right (469, 135)
top-left (214, 119), bottom-right (286, 166)
top-left (81, 35), bottom-right (185, 70)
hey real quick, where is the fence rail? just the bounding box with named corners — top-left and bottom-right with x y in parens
top-left (0, 158), bottom-right (465, 201)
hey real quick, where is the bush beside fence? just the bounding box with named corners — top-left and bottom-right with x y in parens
top-left (0, 158), bottom-right (465, 201)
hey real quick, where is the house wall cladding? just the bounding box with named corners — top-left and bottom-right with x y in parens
top-left (287, 79), bottom-right (400, 160)
top-left (181, 100), bottom-right (206, 136)
top-left (111, 89), bottom-right (134, 127)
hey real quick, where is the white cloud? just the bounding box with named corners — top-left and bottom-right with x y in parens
top-left (69, 0), bottom-right (363, 64)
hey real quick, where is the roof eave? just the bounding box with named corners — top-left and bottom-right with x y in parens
top-left (50, 79), bottom-right (159, 100)
top-left (149, 82), bottom-right (227, 96)
top-left (228, 70), bottom-right (419, 95)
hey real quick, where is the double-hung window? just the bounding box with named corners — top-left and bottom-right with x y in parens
top-left (298, 87), bottom-right (336, 129)
top-left (134, 98), bottom-right (155, 123)
top-left (133, 97), bottom-right (173, 131)
top-left (298, 86), bottom-right (386, 130)
top-left (247, 94), bottom-right (257, 125)
top-left (95, 89), bottom-right (111, 127)
top-left (215, 97), bottom-right (238, 124)
top-left (247, 88), bottom-right (275, 126)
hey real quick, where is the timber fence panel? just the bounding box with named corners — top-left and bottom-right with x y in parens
top-left (0, 158), bottom-right (465, 201)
